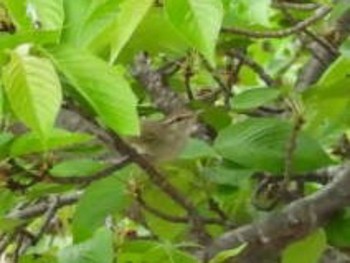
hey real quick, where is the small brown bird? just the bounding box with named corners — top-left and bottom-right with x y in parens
top-left (127, 110), bottom-right (196, 163)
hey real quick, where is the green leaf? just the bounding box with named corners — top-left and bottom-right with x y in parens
top-left (118, 7), bottom-right (189, 61)
top-left (203, 162), bottom-right (253, 186)
top-left (108, 0), bottom-right (153, 63)
top-left (199, 106), bottom-right (231, 131)
top-left (214, 118), bottom-right (333, 173)
top-left (232, 88), bottom-right (281, 111)
top-left (28, 0), bottom-right (64, 31)
top-left (73, 172), bottom-right (129, 242)
top-left (326, 209), bottom-right (350, 247)
top-left (341, 39), bottom-right (350, 58)
top-left (2, 0), bottom-right (32, 30)
top-left (50, 46), bottom-right (139, 135)
top-left (282, 229), bottom-right (327, 263)
top-left (58, 227), bottom-right (113, 263)
top-left (316, 56), bottom-right (350, 88)
top-left (165, 0), bottom-right (223, 65)
top-left (10, 129), bottom-right (92, 156)
top-left (0, 133), bottom-right (14, 160)
top-left (209, 243), bottom-right (246, 263)
top-left (0, 31), bottom-right (60, 51)
top-left (0, 188), bottom-right (18, 216)
top-left (50, 159), bottom-right (105, 178)
top-left (19, 255), bottom-right (57, 263)
top-left (303, 57), bottom-right (350, 138)
top-left (119, 240), bottom-right (199, 263)
top-left (180, 138), bottom-right (218, 159)
top-left (222, 0), bottom-right (272, 27)
top-left (61, 0), bottom-right (92, 44)
top-left (2, 46), bottom-right (62, 138)
top-left (69, 1), bottom-right (121, 48)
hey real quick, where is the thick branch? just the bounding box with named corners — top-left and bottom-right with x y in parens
top-left (199, 166), bottom-right (350, 262)
top-left (6, 192), bottom-right (81, 220)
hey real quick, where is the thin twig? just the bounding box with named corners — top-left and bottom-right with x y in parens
top-left (184, 54), bottom-right (194, 101)
top-left (111, 133), bottom-right (196, 213)
top-left (47, 156), bottom-right (130, 184)
top-left (228, 50), bottom-right (276, 86)
top-left (6, 192), bottom-right (81, 220)
top-left (222, 6), bottom-right (331, 38)
top-left (136, 191), bottom-right (225, 225)
top-left (200, 55), bottom-right (232, 108)
top-left (110, 132), bottom-right (212, 244)
top-left (279, 5), bottom-right (338, 57)
top-left (283, 115), bottom-right (304, 186)
top-left (30, 196), bottom-right (59, 245)
top-left (225, 54), bottom-right (243, 96)
top-left (12, 233), bottom-right (24, 263)
top-left (208, 198), bottom-right (229, 223)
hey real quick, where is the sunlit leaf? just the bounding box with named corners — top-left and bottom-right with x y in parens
top-left (73, 172), bottom-right (129, 242)
top-left (282, 229), bottom-right (327, 263)
top-left (108, 0), bottom-right (153, 63)
top-left (215, 118), bottom-right (333, 173)
top-left (50, 159), bottom-right (105, 178)
top-left (28, 0), bottom-right (64, 31)
top-left (58, 228), bottom-right (113, 263)
top-left (165, 0), bottom-right (223, 65)
top-left (3, 46), bottom-right (62, 138)
top-left (50, 46), bottom-right (139, 135)
top-left (10, 129), bottom-right (92, 156)
top-left (209, 243), bottom-right (247, 263)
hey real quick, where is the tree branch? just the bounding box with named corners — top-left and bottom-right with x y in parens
top-left (6, 192), bottom-right (81, 220)
top-left (199, 165), bottom-right (350, 262)
top-left (222, 6), bottom-right (331, 38)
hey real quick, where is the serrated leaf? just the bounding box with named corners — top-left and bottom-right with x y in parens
top-left (73, 172), bottom-right (129, 242)
top-left (214, 118), bottom-right (333, 173)
top-left (282, 229), bottom-right (327, 263)
top-left (232, 88), bottom-right (280, 111)
top-left (10, 129), bottom-right (92, 156)
top-left (50, 159), bottom-right (105, 178)
top-left (58, 227), bottom-right (113, 263)
top-left (50, 46), bottom-right (139, 135)
top-left (165, 0), bottom-right (223, 65)
top-left (2, 47), bottom-right (62, 138)
top-left (108, 0), bottom-right (153, 63)
top-left (28, 0), bottom-right (64, 31)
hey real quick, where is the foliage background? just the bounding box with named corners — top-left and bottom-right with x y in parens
top-left (0, 0), bottom-right (350, 263)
